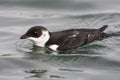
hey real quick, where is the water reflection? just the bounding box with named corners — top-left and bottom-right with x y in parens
top-left (25, 69), bottom-right (65, 79)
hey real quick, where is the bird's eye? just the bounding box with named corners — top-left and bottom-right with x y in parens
top-left (32, 31), bottom-right (39, 37)
top-left (33, 31), bottom-right (38, 35)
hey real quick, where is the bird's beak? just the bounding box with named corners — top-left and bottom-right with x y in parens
top-left (20, 34), bottom-right (28, 39)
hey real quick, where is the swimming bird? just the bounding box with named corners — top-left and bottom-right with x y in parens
top-left (20, 25), bottom-right (119, 51)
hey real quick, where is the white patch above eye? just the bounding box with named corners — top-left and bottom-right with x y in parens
top-left (49, 44), bottom-right (59, 51)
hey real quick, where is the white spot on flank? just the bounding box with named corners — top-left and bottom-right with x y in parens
top-left (71, 31), bottom-right (79, 38)
top-left (72, 35), bottom-right (77, 37)
top-left (49, 44), bottom-right (59, 51)
top-left (88, 34), bottom-right (91, 38)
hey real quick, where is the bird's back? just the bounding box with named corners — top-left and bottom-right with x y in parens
top-left (46, 25), bottom-right (108, 50)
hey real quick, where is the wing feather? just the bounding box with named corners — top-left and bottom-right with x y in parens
top-left (58, 32), bottom-right (89, 50)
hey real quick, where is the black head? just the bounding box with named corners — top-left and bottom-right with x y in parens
top-left (20, 26), bottom-right (50, 47)
top-left (20, 26), bottom-right (48, 39)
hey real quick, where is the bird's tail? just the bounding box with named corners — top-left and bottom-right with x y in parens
top-left (99, 25), bottom-right (120, 38)
top-left (99, 25), bottom-right (108, 32)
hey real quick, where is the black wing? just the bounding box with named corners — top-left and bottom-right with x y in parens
top-left (58, 31), bottom-right (89, 50)
top-left (57, 25), bottom-right (108, 50)
top-left (48, 25), bottom-right (108, 50)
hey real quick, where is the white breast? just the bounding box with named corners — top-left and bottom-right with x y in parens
top-left (27, 30), bottom-right (50, 47)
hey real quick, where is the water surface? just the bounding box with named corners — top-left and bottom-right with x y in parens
top-left (1, 0), bottom-right (120, 80)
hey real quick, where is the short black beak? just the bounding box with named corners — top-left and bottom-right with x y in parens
top-left (20, 35), bottom-right (28, 39)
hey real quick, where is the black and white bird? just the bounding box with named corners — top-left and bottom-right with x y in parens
top-left (20, 25), bottom-right (119, 51)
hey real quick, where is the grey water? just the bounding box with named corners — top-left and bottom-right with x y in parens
top-left (1, 0), bottom-right (120, 80)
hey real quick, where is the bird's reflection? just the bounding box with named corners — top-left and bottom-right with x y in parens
top-left (25, 69), bottom-right (65, 79)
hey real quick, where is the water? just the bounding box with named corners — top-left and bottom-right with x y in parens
top-left (1, 0), bottom-right (120, 80)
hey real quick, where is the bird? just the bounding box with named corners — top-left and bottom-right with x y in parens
top-left (20, 25), bottom-right (119, 51)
